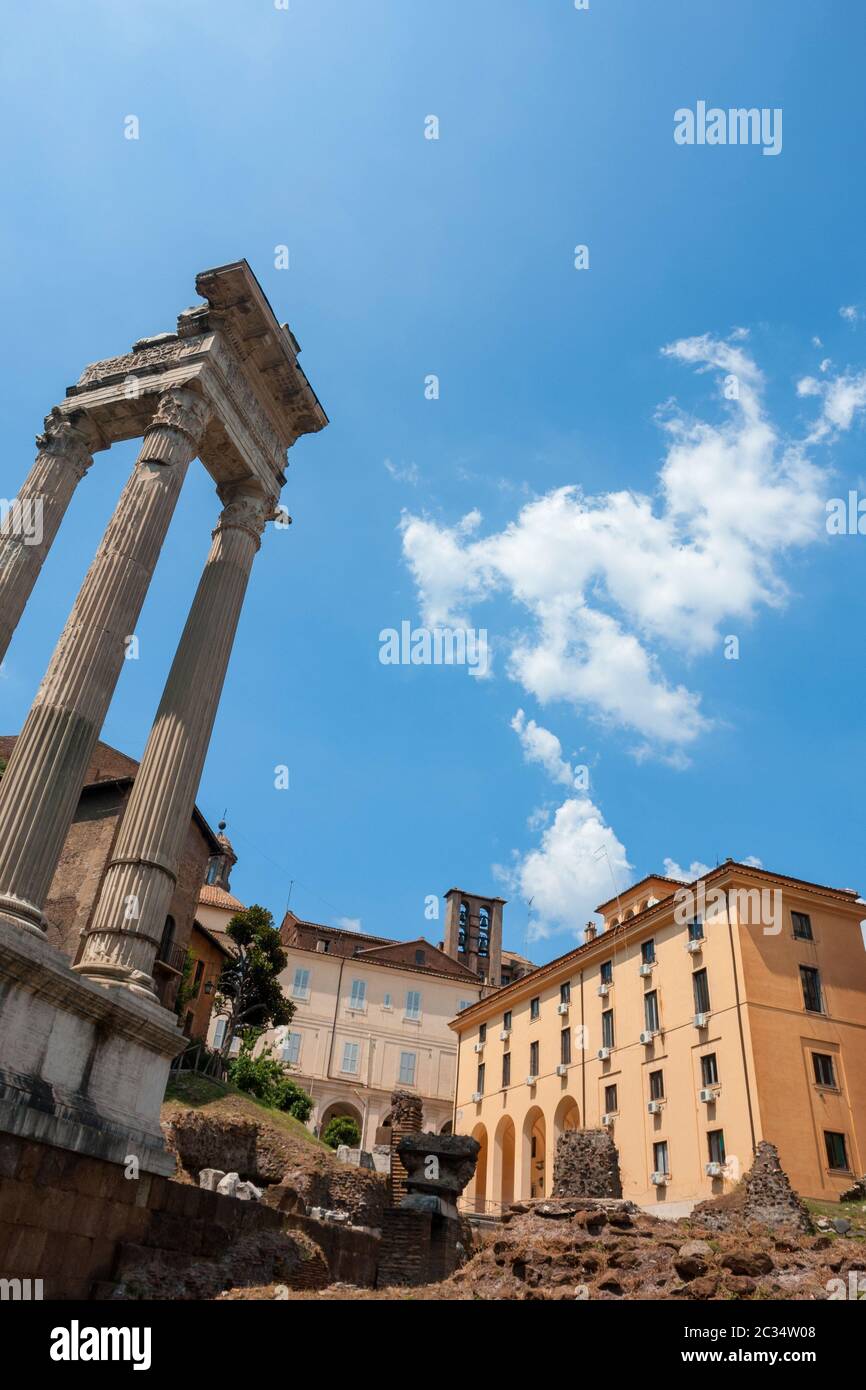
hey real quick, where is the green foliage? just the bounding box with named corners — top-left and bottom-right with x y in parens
top-left (322, 1115), bottom-right (361, 1150)
top-left (227, 1036), bottom-right (313, 1121)
top-left (213, 905), bottom-right (294, 1057)
top-left (173, 951), bottom-right (198, 1019)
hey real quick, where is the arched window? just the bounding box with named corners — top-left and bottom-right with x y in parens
top-left (458, 900), bottom-right (469, 953)
top-left (158, 916), bottom-right (175, 962)
top-left (478, 905), bottom-right (491, 958)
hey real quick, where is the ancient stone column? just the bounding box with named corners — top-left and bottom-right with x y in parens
top-left (76, 483), bottom-right (272, 996)
top-left (0, 409), bottom-right (101, 664)
top-left (0, 388), bottom-right (209, 938)
top-left (389, 1089), bottom-right (424, 1206)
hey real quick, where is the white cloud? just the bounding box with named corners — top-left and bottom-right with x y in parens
top-left (401, 332), bottom-right (829, 751)
top-left (511, 708), bottom-right (581, 787)
top-left (498, 796), bottom-right (631, 942)
top-left (840, 305), bottom-right (861, 323)
top-left (335, 916), bottom-right (362, 933)
top-left (384, 458), bottom-right (420, 485)
top-left (663, 857), bottom-right (712, 882)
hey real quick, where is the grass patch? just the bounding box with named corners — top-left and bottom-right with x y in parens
top-left (163, 1071), bottom-right (329, 1150)
top-left (805, 1199), bottom-right (866, 1236)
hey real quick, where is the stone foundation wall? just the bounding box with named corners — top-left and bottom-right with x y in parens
top-left (552, 1129), bottom-right (623, 1199)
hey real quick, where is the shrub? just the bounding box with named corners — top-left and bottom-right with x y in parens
top-left (322, 1116), bottom-right (361, 1150)
top-left (227, 1037), bottom-right (313, 1121)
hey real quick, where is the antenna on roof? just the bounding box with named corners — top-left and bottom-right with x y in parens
top-left (285, 879), bottom-right (294, 915)
top-left (594, 844), bottom-right (622, 922)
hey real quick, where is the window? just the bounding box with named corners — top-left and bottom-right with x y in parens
top-left (792, 911), bottom-right (813, 941)
top-left (604, 1084), bottom-right (618, 1114)
top-left (458, 999), bottom-right (471, 1012)
top-left (824, 1131), bottom-right (849, 1171)
top-left (191, 958), bottom-right (205, 995)
top-left (415, 948), bottom-right (426, 965)
top-left (600, 960), bottom-right (613, 984)
top-left (649, 1069), bottom-right (664, 1100)
top-left (708, 1130), bottom-right (726, 1165)
top-left (561, 1029), bottom-right (571, 1066)
top-left (341, 1041), bottom-right (359, 1075)
top-left (560, 981), bottom-right (571, 1005)
top-left (529, 1040), bottom-right (539, 1076)
top-left (701, 1053), bottom-right (719, 1087)
top-left (688, 919), bottom-right (704, 941)
top-left (601, 1009), bottom-right (615, 1049)
top-left (503, 1009), bottom-right (512, 1031)
top-left (383, 993), bottom-right (393, 1009)
top-left (405, 990), bottom-right (422, 1020)
top-left (282, 1031), bottom-right (302, 1066)
top-left (292, 967), bottom-right (311, 1001)
top-left (479, 1023), bottom-right (487, 1044)
top-left (349, 978), bottom-right (366, 1010)
top-left (478, 905), bottom-right (491, 958)
top-left (641, 939), bottom-right (655, 964)
top-left (653, 1140), bottom-right (669, 1176)
top-left (800, 966), bottom-right (824, 1014)
top-left (158, 915), bottom-right (175, 962)
top-left (399, 1051), bottom-right (417, 1086)
top-left (693, 968), bottom-right (711, 1015)
top-left (530, 997), bottom-right (540, 1020)
top-left (644, 990), bottom-right (660, 1033)
top-left (476, 1062), bottom-right (485, 1093)
top-left (813, 1053), bottom-right (837, 1088)
top-left (502, 1052), bottom-right (511, 1088)
top-left (212, 1017), bottom-right (227, 1050)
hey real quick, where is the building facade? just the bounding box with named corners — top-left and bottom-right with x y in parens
top-left (452, 862), bottom-right (866, 1212)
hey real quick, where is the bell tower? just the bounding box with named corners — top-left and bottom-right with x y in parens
top-left (443, 888), bottom-right (505, 985)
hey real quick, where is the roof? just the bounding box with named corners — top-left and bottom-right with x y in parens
top-left (191, 919), bottom-right (235, 957)
top-left (198, 884), bottom-right (245, 913)
top-left (449, 859), bottom-right (863, 1030)
top-left (594, 872), bottom-right (686, 915)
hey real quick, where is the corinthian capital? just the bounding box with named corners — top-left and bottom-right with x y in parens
top-left (213, 484), bottom-right (273, 548)
top-left (148, 388), bottom-right (210, 447)
top-left (35, 408), bottom-right (99, 479)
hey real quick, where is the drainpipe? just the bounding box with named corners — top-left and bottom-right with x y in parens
top-left (579, 968), bottom-right (586, 1124)
top-left (325, 956), bottom-right (347, 1083)
top-left (725, 888), bottom-right (757, 1154)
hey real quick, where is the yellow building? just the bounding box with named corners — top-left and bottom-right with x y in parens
top-left (452, 862), bottom-right (866, 1213)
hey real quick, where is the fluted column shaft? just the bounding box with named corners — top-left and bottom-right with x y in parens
top-left (0, 388), bottom-right (210, 937)
top-left (0, 410), bottom-right (99, 664)
top-left (76, 484), bottom-right (271, 996)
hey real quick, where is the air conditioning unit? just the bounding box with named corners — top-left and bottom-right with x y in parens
top-left (639, 1030), bottom-right (656, 1045)
top-left (525, 1075), bottom-right (537, 1086)
top-left (694, 1012), bottom-right (710, 1028)
top-left (474, 1041), bottom-right (485, 1053)
top-left (699, 1087), bottom-right (717, 1104)
top-left (705, 1161), bottom-right (723, 1178)
top-left (651, 1171), bottom-right (669, 1186)
top-left (597, 1047), bottom-right (611, 1061)
top-left (686, 938), bottom-right (703, 953)
top-left (499, 1028), bottom-right (511, 1041)
top-left (638, 962), bottom-right (653, 977)
top-left (557, 1001), bottom-right (569, 1014)
top-left (597, 982), bottom-right (611, 996)
top-left (647, 1100), bottom-right (663, 1114)
top-left (601, 1112), bottom-right (616, 1127)
top-left (555, 1063), bottom-right (568, 1077)
top-left (471, 1091), bottom-right (483, 1103)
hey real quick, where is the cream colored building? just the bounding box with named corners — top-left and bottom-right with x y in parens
top-left (452, 861), bottom-right (866, 1213)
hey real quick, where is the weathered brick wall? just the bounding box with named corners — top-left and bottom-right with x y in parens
top-left (388, 1090), bottom-right (423, 1206)
top-left (377, 1209), bottom-right (432, 1287)
top-left (552, 1129), bottom-right (623, 1199)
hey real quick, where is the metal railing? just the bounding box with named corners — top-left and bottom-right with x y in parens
top-left (170, 1040), bottom-right (228, 1080)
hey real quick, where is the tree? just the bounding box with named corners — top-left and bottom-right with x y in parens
top-left (212, 905), bottom-right (294, 1058)
top-left (322, 1115), bottom-right (361, 1150)
top-left (227, 1036), bottom-right (313, 1120)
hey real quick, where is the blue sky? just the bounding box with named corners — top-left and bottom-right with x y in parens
top-left (2, 1), bottom-right (866, 963)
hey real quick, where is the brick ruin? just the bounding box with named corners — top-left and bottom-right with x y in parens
top-left (552, 1129), bottom-right (624, 1199)
top-left (740, 1141), bottom-right (813, 1232)
top-left (377, 1089), bottom-right (480, 1288)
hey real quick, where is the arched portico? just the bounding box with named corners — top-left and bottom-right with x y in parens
top-left (318, 1099), bottom-right (363, 1141)
top-left (465, 1122), bottom-right (489, 1212)
top-left (554, 1095), bottom-right (580, 1142)
top-left (521, 1105), bottom-right (547, 1200)
top-left (492, 1114), bottom-right (516, 1207)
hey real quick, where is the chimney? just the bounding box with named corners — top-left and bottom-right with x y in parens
top-left (584, 921), bottom-right (597, 942)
